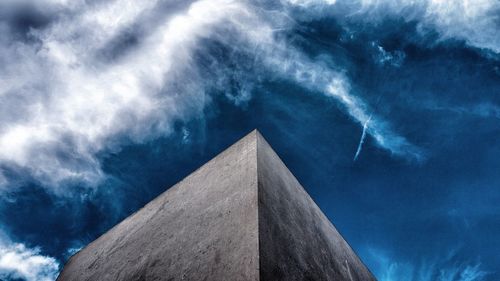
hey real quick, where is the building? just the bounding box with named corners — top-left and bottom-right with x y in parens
top-left (58, 130), bottom-right (376, 281)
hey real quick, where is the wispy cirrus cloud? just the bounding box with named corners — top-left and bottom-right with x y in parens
top-left (284, 0), bottom-right (500, 54)
top-left (367, 247), bottom-right (490, 281)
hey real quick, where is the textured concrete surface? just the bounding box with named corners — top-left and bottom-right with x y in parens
top-left (58, 130), bottom-right (376, 281)
top-left (58, 131), bottom-right (260, 281)
top-left (256, 132), bottom-right (376, 281)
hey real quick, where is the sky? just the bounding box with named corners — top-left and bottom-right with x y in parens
top-left (0, 0), bottom-right (499, 280)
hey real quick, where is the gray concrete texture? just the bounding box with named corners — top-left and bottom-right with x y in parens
top-left (257, 134), bottom-right (375, 281)
top-left (57, 130), bottom-right (376, 281)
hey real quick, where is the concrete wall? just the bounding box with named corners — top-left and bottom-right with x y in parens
top-left (58, 130), bottom-right (376, 281)
top-left (58, 131), bottom-right (260, 281)
top-left (256, 132), bottom-right (376, 281)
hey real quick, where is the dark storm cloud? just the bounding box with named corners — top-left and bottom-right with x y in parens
top-left (0, 0), bottom-right (499, 280)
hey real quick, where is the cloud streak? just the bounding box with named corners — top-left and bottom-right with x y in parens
top-left (353, 114), bottom-right (371, 161)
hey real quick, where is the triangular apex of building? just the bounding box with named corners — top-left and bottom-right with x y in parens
top-left (57, 130), bottom-right (377, 281)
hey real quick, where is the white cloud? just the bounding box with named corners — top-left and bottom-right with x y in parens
top-left (284, 0), bottom-right (500, 54)
top-left (0, 0), bottom-right (425, 192)
top-left (260, 46), bottom-right (423, 160)
top-left (354, 114), bottom-right (371, 161)
top-left (372, 43), bottom-right (406, 67)
top-left (422, 0), bottom-right (500, 53)
top-left (0, 0), bottom-right (252, 191)
top-left (0, 238), bottom-right (59, 281)
top-left (287, 0), bottom-right (337, 7)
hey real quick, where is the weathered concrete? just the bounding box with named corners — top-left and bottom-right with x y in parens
top-left (58, 130), bottom-right (376, 281)
top-left (58, 132), bottom-right (260, 281)
top-left (256, 132), bottom-right (375, 281)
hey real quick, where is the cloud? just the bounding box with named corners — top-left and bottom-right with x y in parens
top-left (0, 236), bottom-right (59, 281)
top-left (367, 248), bottom-right (490, 281)
top-left (353, 114), bottom-right (371, 161)
top-left (284, 0), bottom-right (500, 54)
top-left (257, 38), bottom-right (423, 160)
top-left (420, 0), bottom-right (500, 54)
top-left (0, 0), bottom-right (426, 192)
top-left (371, 43), bottom-right (406, 67)
top-left (0, 0), bottom-right (250, 191)
top-left (425, 102), bottom-right (500, 120)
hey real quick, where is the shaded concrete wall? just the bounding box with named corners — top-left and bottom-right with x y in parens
top-left (256, 132), bottom-right (376, 281)
top-left (58, 132), bottom-right (260, 281)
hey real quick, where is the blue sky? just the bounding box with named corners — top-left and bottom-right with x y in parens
top-left (0, 0), bottom-right (499, 280)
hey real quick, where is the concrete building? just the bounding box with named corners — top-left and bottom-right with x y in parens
top-left (57, 130), bottom-right (376, 281)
